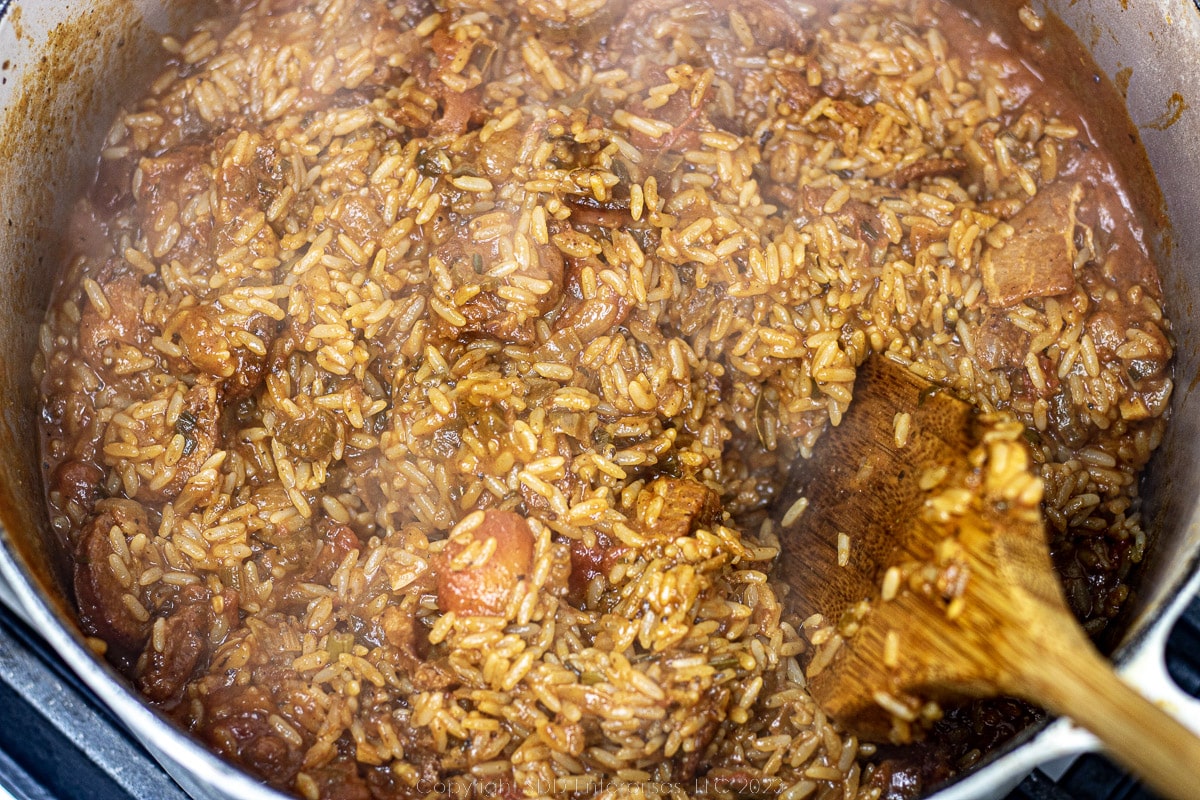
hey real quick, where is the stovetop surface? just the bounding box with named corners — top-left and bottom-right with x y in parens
top-left (0, 596), bottom-right (1197, 800)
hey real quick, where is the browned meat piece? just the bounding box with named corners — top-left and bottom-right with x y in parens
top-left (137, 585), bottom-right (235, 705)
top-left (137, 132), bottom-right (281, 274)
top-left (552, 281), bottom-right (631, 342)
top-left (1086, 309), bottom-right (1126, 357)
top-left (332, 195), bottom-right (385, 249)
top-left (174, 305), bottom-right (234, 378)
top-left (275, 407), bottom-right (341, 463)
top-left (775, 69), bottom-right (821, 112)
top-left (73, 499), bottom-right (155, 653)
top-left (567, 529), bottom-right (627, 604)
top-left (274, 519), bottom-right (362, 608)
top-left (981, 182), bottom-right (1083, 308)
top-left (427, 29), bottom-right (486, 137)
top-left (436, 510), bottom-right (535, 616)
top-left (799, 185), bottom-right (886, 248)
top-left (564, 191), bottom-right (633, 229)
top-left (51, 459), bottom-right (105, 517)
top-left (477, 126), bottom-right (525, 182)
top-left (311, 521), bottom-right (362, 580)
top-left (453, 290), bottom-right (537, 346)
top-left (164, 382), bottom-right (221, 500)
top-left (635, 477), bottom-right (723, 540)
top-left (887, 156), bottom-right (967, 188)
top-left (133, 144), bottom-right (213, 262)
top-left (226, 313), bottom-right (277, 400)
top-left (77, 275), bottom-right (158, 374)
top-left (380, 605), bottom-right (455, 690)
top-left (551, 254), bottom-right (633, 342)
top-left (362, 724), bottom-right (443, 800)
top-left (670, 686), bottom-right (728, 782)
top-left (201, 685), bottom-right (305, 787)
top-left (724, 0), bottom-right (812, 49)
top-left (171, 306), bottom-right (276, 399)
top-left (628, 90), bottom-right (706, 155)
top-left (212, 131), bottom-right (283, 260)
top-left (1120, 375), bottom-right (1172, 422)
top-left (101, 381), bottom-right (221, 503)
top-left (90, 154), bottom-right (136, 214)
top-left (1047, 387), bottom-right (1094, 450)
top-left (381, 605), bottom-right (429, 661)
top-left (907, 217), bottom-right (949, 255)
top-left (429, 216), bottom-right (565, 346)
top-left (306, 759), bottom-right (373, 800)
top-left (974, 310), bottom-right (1031, 372)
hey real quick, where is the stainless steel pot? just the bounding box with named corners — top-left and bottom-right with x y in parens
top-left (0, 1), bottom-right (1197, 798)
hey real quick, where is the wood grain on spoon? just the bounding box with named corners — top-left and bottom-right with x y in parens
top-left (778, 354), bottom-right (1200, 800)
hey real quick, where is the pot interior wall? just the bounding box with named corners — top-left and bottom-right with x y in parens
top-left (1044, 0), bottom-right (1200, 645)
top-left (0, 0), bottom-right (214, 607)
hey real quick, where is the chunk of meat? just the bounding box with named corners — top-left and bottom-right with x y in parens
top-left (627, 91), bottom-right (706, 155)
top-left (427, 29), bottom-right (486, 137)
top-left (212, 130), bottom-right (283, 262)
top-left (775, 69), bottom-right (821, 113)
top-left (51, 459), bottom-right (105, 516)
top-left (1120, 375), bottom-right (1172, 422)
top-left (277, 518), bottom-right (363, 609)
top-left (201, 685), bottom-right (305, 787)
top-left (133, 144), bottom-right (213, 262)
top-left (981, 182), bottom-right (1083, 307)
top-left (173, 306), bottom-right (275, 400)
top-left (669, 686), bottom-right (729, 782)
top-left (974, 310), bottom-right (1031, 372)
top-left (275, 407), bottom-right (341, 463)
top-left (635, 477), bottom-right (723, 540)
top-left (887, 156), bottom-right (967, 188)
top-left (553, 256), bottom-right (633, 341)
top-left (568, 529), bottom-right (627, 604)
top-left (477, 125), bottom-right (524, 182)
top-left (101, 381), bottom-right (221, 503)
top-left (306, 758), bottom-right (374, 800)
top-left (564, 191), bottom-right (632, 229)
top-left (308, 520), bottom-right (362, 584)
top-left (380, 605), bottom-right (455, 690)
top-left (452, 290), bottom-right (537, 346)
top-left (137, 585), bottom-right (235, 705)
top-left (166, 383), bottom-right (222, 497)
top-left (77, 275), bottom-right (158, 373)
top-left (799, 185), bottom-right (886, 248)
top-left (436, 510), bottom-right (535, 616)
top-left (73, 499), bottom-right (155, 653)
top-left (429, 215), bottom-right (565, 346)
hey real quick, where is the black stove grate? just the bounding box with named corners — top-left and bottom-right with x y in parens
top-left (0, 596), bottom-right (1197, 800)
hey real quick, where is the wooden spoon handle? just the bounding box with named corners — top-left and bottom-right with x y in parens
top-left (1012, 641), bottom-right (1200, 800)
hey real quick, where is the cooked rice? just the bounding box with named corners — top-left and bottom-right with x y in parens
top-left (35, 0), bottom-right (1171, 797)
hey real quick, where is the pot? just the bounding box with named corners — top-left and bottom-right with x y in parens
top-left (0, 1), bottom-right (1197, 798)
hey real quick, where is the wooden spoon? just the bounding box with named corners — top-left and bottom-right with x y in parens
top-left (777, 353), bottom-right (1200, 800)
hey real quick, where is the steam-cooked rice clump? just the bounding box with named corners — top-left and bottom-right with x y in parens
top-left (37, 0), bottom-right (1171, 798)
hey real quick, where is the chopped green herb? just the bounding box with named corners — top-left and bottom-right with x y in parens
top-left (327, 632), bottom-right (356, 660)
top-left (708, 654), bottom-right (740, 671)
top-left (175, 410), bottom-right (197, 435)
